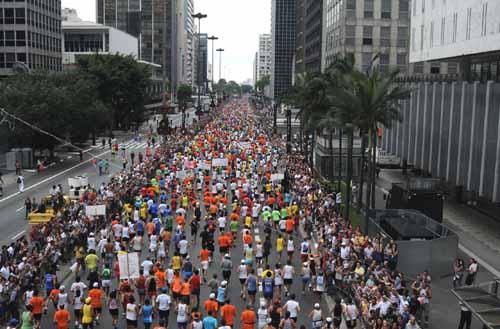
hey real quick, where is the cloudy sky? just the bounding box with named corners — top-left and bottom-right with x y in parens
top-left (61, 0), bottom-right (271, 84)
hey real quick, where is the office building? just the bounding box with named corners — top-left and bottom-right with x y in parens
top-left (295, 0), bottom-right (305, 78)
top-left (257, 34), bottom-right (272, 81)
top-left (253, 52), bottom-right (258, 86)
top-left (97, 0), bottom-right (176, 85)
top-left (304, 0), bottom-right (323, 73)
top-left (271, 0), bottom-right (296, 100)
top-left (175, 0), bottom-right (194, 86)
top-left (410, 0), bottom-right (500, 80)
top-left (62, 18), bottom-right (138, 67)
top-left (193, 32), bottom-right (207, 93)
top-left (322, 0), bottom-right (410, 74)
top-left (0, 0), bottom-right (63, 75)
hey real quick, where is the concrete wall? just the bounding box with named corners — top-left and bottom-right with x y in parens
top-left (382, 81), bottom-right (500, 203)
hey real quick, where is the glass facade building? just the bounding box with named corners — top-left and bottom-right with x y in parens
top-left (0, 0), bottom-right (63, 75)
top-left (271, 0), bottom-right (296, 100)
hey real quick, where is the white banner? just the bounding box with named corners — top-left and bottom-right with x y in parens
top-left (239, 142), bottom-right (251, 149)
top-left (176, 170), bottom-right (186, 179)
top-left (212, 158), bottom-right (228, 167)
top-left (271, 173), bottom-right (284, 182)
top-left (118, 252), bottom-right (140, 279)
top-left (198, 162), bottom-right (211, 171)
top-left (85, 205), bottom-right (106, 216)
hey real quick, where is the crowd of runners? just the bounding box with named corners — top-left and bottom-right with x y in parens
top-left (0, 97), bottom-right (431, 329)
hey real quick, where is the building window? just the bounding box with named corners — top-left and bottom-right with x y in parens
top-left (380, 26), bottom-right (391, 47)
top-left (381, 0), bottom-right (392, 19)
top-left (346, 0), bottom-right (356, 18)
top-left (397, 27), bottom-right (408, 47)
top-left (362, 52), bottom-right (373, 71)
top-left (414, 62), bottom-right (424, 74)
top-left (481, 2), bottom-right (488, 36)
top-left (411, 27), bottom-right (416, 51)
top-left (452, 13), bottom-right (458, 42)
top-left (429, 21), bottom-right (434, 48)
top-left (441, 17), bottom-right (446, 45)
top-left (422, 0), bottom-right (425, 13)
top-left (15, 8), bottom-right (25, 24)
top-left (364, 0), bottom-right (374, 18)
top-left (345, 25), bottom-right (356, 46)
top-left (400, 0), bottom-right (409, 16)
top-left (420, 24), bottom-right (424, 50)
top-left (466, 8), bottom-right (471, 40)
top-left (4, 8), bottom-right (14, 24)
top-left (363, 26), bottom-right (373, 45)
top-left (379, 53), bottom-right (390, 73)
top-left (413, 0), bottom-right (417, 16)
top-left (430, 62), bottom-right (440, 74)
top-left (397, 54), bottom-right (407, 65)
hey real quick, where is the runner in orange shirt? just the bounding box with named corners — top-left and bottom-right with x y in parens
top-left (220, 299), bottom-right (237, 327)
top-left (204, 293), bottom-right (219, 314)
top-left (240, 304), bottom-right (257, 329)
top-left (88, 282), bottom-right (103, 323)
top-left (53, 304), bottom-right (70, 329)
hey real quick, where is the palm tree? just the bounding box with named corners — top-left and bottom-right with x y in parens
top-left (350, 68), bottom-right (411, 208)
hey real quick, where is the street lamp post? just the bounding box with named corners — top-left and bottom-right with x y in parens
top-left (286, 107), bottom-right (292, 154)
top-left (192, 12), bottom-right (207, 113)
top-left (216, 48), bottom-right (224, 101)
top-left (207, 36), bottom-right (218, 90)
top-left (216, 48), bottom-right (224, 82)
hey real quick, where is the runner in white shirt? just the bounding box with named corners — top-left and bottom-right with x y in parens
top-left (283, 262), bottom-right (294, 296)
top-left (284, 295), bottom-right (301, 322)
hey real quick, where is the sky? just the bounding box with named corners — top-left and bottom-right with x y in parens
top-left (61, 0), bottom-right (271, 84)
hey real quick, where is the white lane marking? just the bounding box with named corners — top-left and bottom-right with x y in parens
top-left (16, 206), bottom-right (24, 212)
top-left (0, 141), bottom-right (131, 204)
top-left (11, 230), bottom-right (25, 240)
top-left (458, 243), bottom-right (500, 278)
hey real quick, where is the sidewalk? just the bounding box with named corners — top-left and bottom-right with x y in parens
top-left (375, 169), bottom-right (500, 329)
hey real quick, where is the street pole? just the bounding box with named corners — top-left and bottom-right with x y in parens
top-left (273, 102), bottom-right (278, 134)
top-left (208, 36), bottom-right (218, 90)
top-left (216, 48), bottom-right (224, 82)
top-left (216, 48), bottom-right (224, 101)
top-left (286, 107), bottom-right (292, 153)
top-left (192, 13), bottom-right (207, 113)
top-left (182, 106), bottom-right (186, 131)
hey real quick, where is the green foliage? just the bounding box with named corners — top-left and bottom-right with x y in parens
top-left (241, 84), bottom-right (253, 94)
top-left (177, 84), bottom-right (193, 109)
top-left (255, 75), bottom-right (270, 91)
top-left (77, 54), bottom-right (151, 130)
top-left (224, 81), bottom-right (241, 95)
top-left (0, 71), bottom-right (110, 151)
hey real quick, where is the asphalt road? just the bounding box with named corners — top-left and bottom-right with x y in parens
top-left (31, 113), bottom-right (327, 328)
top-left (0, 137), bottom-right (143, 246)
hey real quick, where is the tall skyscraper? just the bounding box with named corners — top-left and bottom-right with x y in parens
top-left (175, 0), bottom-right (194, 87)
top-left (322, 0), bottom-right (409, 74)
top-left (97, 0), bottom-right (175, 86)
top-left (271, 0), bottom-right (296, 100)
top-left (257, 34), bottom-right (272, 82)
top-left (195, 33), bottom-right (208, 92)
top-left (0, 0), bottom-right (63, 75)
top-left (304, 0), bottom-right (323, 73)
top-left (294, 0), bottom-right (305, 78)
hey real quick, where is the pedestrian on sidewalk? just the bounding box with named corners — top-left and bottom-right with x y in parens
top-left (15, 159), bottom-right (21, 175)
top-left (465, 258), bottom-right (478, 286)
top-left (24, 196), bottom-right (32, 220)
top-left (458, 302), bottom-right (471, 329)
top-left (17, 174), bottom-right (24, 193)
top-left (453, 258), bottom-right (465, 288)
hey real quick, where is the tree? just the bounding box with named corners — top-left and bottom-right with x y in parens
top-left (255, 75), bottom-right (270, 92)
top-left (241, 84), bottom-right (253, 94)
top-left (77, 54), bottom-right (151, 130)
top-left (0, 71), bottom-right (110, 153)
top-left (177, 84), bottom-right (193, 110)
